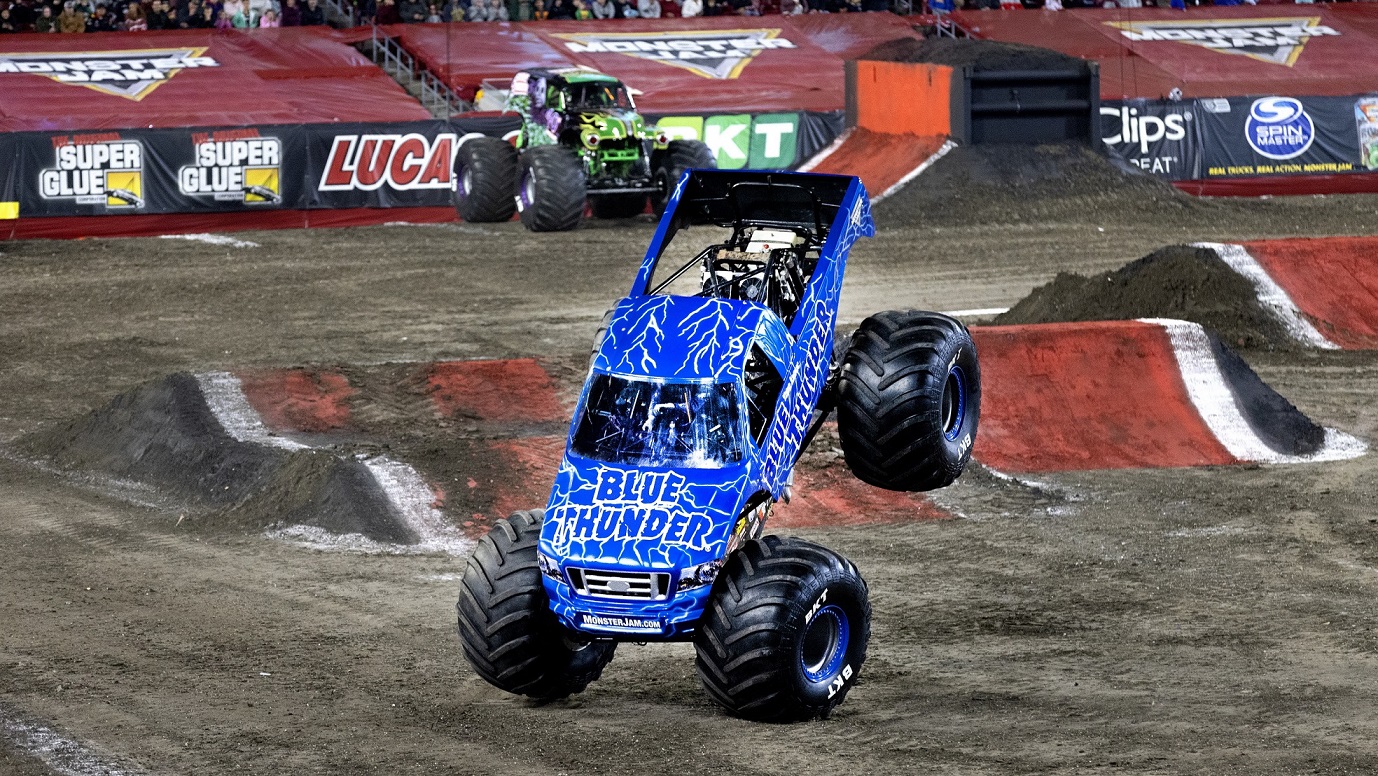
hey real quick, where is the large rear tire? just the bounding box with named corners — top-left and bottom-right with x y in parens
top-left (456, 509), bottom-right (616, 699)
top-left (516, 146), bottom-right (586, 232)
top-left (652, 140), bottom-right (715, 215)
top-left (453, 136), bottom-right (517, 223)
top-left (694, 535), bottom-right (870, 722)
top-left (589, 192), bottom-right (648, 220)
top-left (836, 311), bottom-right (981, 492)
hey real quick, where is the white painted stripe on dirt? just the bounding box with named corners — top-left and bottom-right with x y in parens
top-left (1146, 318), bottom-right (1366, 464)
top-left (941, 307), bottom-right (1010, 318)
top-left (0, 703), bottom-right (142, 776)
top-left (194, 372), bottom-right (470, 554)
top-left (875, 139), bottom-right (958, 203)
top-left (158, 233), bottom-right (259, 248)
top-left (1195, 242), bottom-right (1339, 350)
top-left (265, 456), bottom-right (474, 556)
top-left (360, 456), bottom-right (473, 555)
top-left (795, 128), bottom-right (853, 173)
top-left (194, 372), bottom-right (307, 451)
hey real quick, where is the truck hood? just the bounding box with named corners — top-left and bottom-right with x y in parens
top-left (541, 455), bottom-right (752, 570)
top-left (593, 295), bottom-right (779, 383)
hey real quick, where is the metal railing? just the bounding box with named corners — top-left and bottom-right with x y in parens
top-left (323, 0), bottom-right (360, 26)
top-left (366, 26), bottom-right (469, 118)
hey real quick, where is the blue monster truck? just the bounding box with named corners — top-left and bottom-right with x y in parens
top-left (456, 170), bottom-right (981, 721)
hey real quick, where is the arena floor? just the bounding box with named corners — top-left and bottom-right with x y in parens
top-left (3, 182), bottom-right (1378, 773)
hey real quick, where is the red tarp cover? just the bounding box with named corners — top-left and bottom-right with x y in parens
top-left (953, 5), bottom-right (1378, 100)
top-left (0, 27), bottom-right (432, 132)
top-left (385, 14), bottom-right (921, 114)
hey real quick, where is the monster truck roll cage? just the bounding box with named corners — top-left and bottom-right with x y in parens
top-left (645, 176), bottom-right (840, 328)
top-left (641, 172), bottom-right (852, 465)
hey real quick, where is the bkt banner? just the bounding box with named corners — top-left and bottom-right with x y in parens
top-left (1101, 94), bottom-right (1378, 182)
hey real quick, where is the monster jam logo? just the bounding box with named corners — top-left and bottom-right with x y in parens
top-left (550, 469), bottom-right (715, 553)
top-left (179, 130), bottom-right (282, 205)
top-left (1106, 18), bottom-right (1339, 67)
top-left (0, 49), bottom-right (219, 100)
top-left (318, 133), bottom-right (455, 191)
top-left (40, 134), bottom-right (144, 209)
top-left (551, 30), bottom-right (796, 80)
top-left (577, 612), bottom-right (661, 632)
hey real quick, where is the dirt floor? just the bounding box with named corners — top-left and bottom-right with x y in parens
top-left (3, 184), bottom-right (1378, 774)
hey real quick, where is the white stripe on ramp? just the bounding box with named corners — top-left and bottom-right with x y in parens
top-left (0, 703), bottom-right (142, 776)
top-left (941, 307), bottom-right (1010, 319)
top-left (1194, 242), bottom-right (1339, 350)
top-left (195, 371), bottom-right (307, 450)
top-left (796, 128), bottom-right (853, 173)
top-left (875, 139), bottom-right (957, 203)
top-left (360, 456), bottom-right (474, 555)
top-left (1145, 319), bottom-right (1365, 464)
top-left (195, 372), bottom-right (472, 555)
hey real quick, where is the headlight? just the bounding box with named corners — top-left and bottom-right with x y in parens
top-left (678, 559), bottom-right (723, 591)
top-left (537, 552), bottom-right (562, 581)
top-left (582, 132), bottom-right (600, 150)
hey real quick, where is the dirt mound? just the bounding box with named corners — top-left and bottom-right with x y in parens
top-left (216, 452), bottom-right (406, 541)
top-left (875, 142), bottom-right (1208, 228)
top-left (19, 373), bottom-right (419, 543)
top-left (19, 373), bottom-right (281, 506)
top-left (863, 36), bottom-right (1088, 73)
top-left (995, 245), bottom-right (1293, 349)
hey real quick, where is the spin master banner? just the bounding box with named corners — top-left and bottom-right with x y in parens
top-left (0, 112), bottom-right (842, 219)
top-left (1101, 94), bottom-right (1378, 182)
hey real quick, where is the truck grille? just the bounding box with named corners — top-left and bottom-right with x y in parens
top-left (568, 568), bottom-right (671, 601)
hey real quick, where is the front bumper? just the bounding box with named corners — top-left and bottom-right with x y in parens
top-left (543, 575), bottom-right (712, 641)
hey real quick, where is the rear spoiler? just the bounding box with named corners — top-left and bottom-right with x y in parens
top-left (669, 170), bottom-right (856, 235)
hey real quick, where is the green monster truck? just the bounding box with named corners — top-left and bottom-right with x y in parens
top-left (453, 67), bottom-right (717, 232)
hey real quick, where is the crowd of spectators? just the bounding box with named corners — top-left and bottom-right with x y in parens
top-left (366, 0), bottom-right (881, 22)
top-left (0, 0), bottom-right (885, 32)
top-left (0, 0), bottom-right (325, 31)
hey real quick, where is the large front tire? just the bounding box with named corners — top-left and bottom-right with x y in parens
top-left (694, 536), bottom-right (870, 722)
top-left (517, 146), bottom-right (586, 232)
top-left (453, 136), bottom-right (518, 223)
top-left (456, 509), bottom-right (615, 699)
top-left (837, 311), bottom-right (981, 492)
top-left (651, 140), bottom-right (715, 215)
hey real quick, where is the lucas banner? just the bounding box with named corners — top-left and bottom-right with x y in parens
top-left (0, 112), bottom-right (842, 219)
top-left (1101, 94), bottom-right (1378, 182)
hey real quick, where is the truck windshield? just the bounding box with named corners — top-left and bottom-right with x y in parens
top-left (567, 82), bottom-right (633, 110)
top-left (571, 374), bottom-right (743, 469)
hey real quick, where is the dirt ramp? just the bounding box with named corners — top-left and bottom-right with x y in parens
top-left (996, 245), bottom-right (1293, 349)
top-left (216, 453), bottom-right (409, 542)
top-left (874, 142), bottom-right (1204, 228)
top-left (20, 373), bottom-right (281, 506)
top-left (19, 373), bottom-right (440, 547)
top-left (970, 319), bottom-right (1364, 473)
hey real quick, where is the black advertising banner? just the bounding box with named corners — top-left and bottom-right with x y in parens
top-left (0, 120), bottom-right (456, 218)
top-left (1103, 95), bottom-right (1378, 182)
top-left (1099, 99), bottom-right (1204, 180)
top-left (0, 112), bottom-right (845, 219)
top-left (1194, 95), bottom-right (1376, 180)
